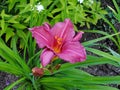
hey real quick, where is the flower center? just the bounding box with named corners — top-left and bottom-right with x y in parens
top-left (53, 36), bottom-right (62, 53)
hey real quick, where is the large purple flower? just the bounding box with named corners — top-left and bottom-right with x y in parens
top-left (29, 19), bottom-right (86, 67)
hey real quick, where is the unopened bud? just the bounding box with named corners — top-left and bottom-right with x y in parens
top-left (55, 64), bottom-right (61, 70)
top-left (32, 67), bottom-right (44, 77)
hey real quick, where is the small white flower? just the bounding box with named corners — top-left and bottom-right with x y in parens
top-left (78, 0), bottom-right (84, 3)
top-left (89, 0), bottom-right (94, 4)
top-left (31, 2), bottom-right (44, 12)
top-left (90, 0), bottom-right (94, 4)
top-left (35, 2), bottom-right (44, 12)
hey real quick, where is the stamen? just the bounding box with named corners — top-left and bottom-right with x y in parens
top-left (53, 36), bottom-right (63, 53)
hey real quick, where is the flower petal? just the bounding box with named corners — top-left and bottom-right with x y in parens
top-left (29, 24), bottom-right (53, 48)
top-left (73, 31), bottom-right (84, 41)
top-left (51, 19), bottom-right (75, 41)
top-left (40, 49), bottom-right (55, 67)
top-left (58, 41), bottom-right (86, 63)
top-left (43, 23), bottom-right (51, 31)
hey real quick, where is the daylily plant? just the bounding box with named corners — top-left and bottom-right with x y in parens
top-left (29, 19), bottom-right (86, 67)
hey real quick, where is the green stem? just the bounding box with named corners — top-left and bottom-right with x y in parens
top-left (30, 76), bottom-right (38, 90)
top-left (27, 50), bottom-right (42, 65)
top-left (101, 15), bottom-right (120, 45)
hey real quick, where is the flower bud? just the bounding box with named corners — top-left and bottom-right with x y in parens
top-left (55, 64), bottom-right (61, 70)
top-left (32, 67), bottom-right (44, 77)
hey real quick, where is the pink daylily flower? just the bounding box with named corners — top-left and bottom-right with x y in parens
top-left (29, 19), bottom-right (86, 67)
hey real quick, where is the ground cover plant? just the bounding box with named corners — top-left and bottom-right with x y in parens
top-left (0, 0), bottom-right (120, 90)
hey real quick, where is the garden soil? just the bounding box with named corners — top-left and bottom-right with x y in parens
top-left (0, 0), bottom-right (120, 89)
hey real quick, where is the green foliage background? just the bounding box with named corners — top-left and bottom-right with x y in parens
top-left (0, 0), bottom-right (120, 90)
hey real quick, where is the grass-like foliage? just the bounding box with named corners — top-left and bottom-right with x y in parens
top-left (0, 0), bottom-right (120, 90)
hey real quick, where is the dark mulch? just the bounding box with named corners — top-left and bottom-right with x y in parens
top-left (0, 72), bottom-right (18, 90)
top-left (1, 0), bottom-right (120, 89)
top-left (0, 72), bottom-right (6, 89)
top-left (81, 64), bottom-right (120, 89)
